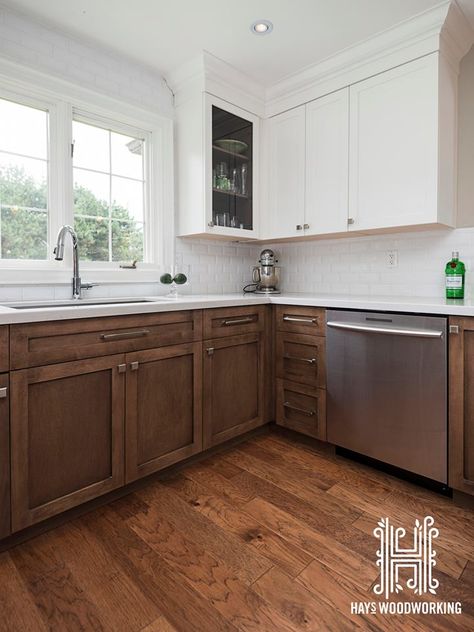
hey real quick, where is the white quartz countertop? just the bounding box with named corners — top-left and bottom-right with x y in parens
top-left (0, 291), bottom-right (473, 324)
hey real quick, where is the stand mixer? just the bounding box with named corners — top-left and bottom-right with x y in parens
top-left (244, 249), bottom-right (281, 294)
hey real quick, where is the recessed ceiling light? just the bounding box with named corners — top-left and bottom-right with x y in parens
top-left (250, 20), bottom-right (273, 35)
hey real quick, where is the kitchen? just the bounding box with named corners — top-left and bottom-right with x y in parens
top-left (0, 0), bottom-right (473, 630)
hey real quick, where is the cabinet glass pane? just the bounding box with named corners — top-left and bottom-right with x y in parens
top-left (212, 106), bottom-right (253, 230)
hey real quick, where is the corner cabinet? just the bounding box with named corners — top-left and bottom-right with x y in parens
top-left (449, 318), bottom-right (474, 496)
top-left (176, 92), bottom-right (260, 240)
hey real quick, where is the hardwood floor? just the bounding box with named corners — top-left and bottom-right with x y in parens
top-left (1, 430), bottom-right (473, 631)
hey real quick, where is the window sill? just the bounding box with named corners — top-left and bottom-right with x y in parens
top-left (0, 263), bottom-right (163, 285)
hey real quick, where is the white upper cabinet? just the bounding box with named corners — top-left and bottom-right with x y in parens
top-left (262, 106), bottom-right (305, 239)
top-left (348, 53), bottom-right (454, 231)
top-left (176, 92), bottom-right (260, 240)
top-left (305, 88), bottom-right (349, 235)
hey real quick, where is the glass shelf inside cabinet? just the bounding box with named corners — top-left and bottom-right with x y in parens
top-left (212, 106), bottom-right (253, 230)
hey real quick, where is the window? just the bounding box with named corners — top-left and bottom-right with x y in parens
top-left (0, 70), bottom-right (172, 280)
top-left (0, 97), bottom-right (49, 260)
top-left (72, 118), bottom-right (146, 263)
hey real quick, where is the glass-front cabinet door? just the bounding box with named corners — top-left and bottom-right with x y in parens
top-left (206, 95), bottom-right (259, 238)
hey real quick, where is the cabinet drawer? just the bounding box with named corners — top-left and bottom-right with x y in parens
top-left (276, 379), bottom-right (326, 440)
top-left (275, 306), bottom-right (325, 336)
top-left (203, 305), bottom-right (265, 339)
top-left (276, 332), bottom-right (326, 388)
top-left (10, 310), bottom-right (203, 369)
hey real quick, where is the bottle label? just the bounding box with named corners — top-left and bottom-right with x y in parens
top-left (446, 275), bottom-right (463, 289)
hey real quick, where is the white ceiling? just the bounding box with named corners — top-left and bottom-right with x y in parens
top-left (4, 0), bottom-right (474, 86)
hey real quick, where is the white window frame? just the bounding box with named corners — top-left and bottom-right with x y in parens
top-left (0, 57), bottom-right (174, 284)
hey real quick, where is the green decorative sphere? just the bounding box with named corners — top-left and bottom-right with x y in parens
top-left (174, 273), bottom-right (187, 285)
top-left (160, 273), bottom-right (173, 284)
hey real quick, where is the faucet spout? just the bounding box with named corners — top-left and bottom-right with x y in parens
top-left (54, 225), bottom-right (82, 299)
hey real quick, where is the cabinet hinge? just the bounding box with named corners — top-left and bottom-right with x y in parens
top-left (206, 347), bottom-right (214, 356)
top-left (130, 361), bottom-right (139, 371)
top-left (117, 363), bottom-right (127, 373)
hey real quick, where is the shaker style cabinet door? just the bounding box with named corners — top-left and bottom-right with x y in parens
top-left (203, 333), bottom-right (265, 448)
top-left (449, 317), bottom-right (474, 496)
top-left (125, 343), bottom-right (202, 482)
top-left (10, 355), bottom-right (126, 532)
top-left (263, 105), bottom-right (305, 239)
top-left (305, 88), bottom-right (349, 235)
top-left (0, 374), bottom-right (10, 539)
top-left (348, 54), bottom-right (439, 231)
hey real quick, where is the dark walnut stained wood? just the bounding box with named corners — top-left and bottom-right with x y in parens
top-left (0, 326), bottom-right (9, 372)
top-left (0, 373), bottom-right (10, 539)
top-left (0, 430), bottom-right (473, 632)
top-left (125, 342), bottom-right (203, 482)
top-left (202, 305), bottom-right (265, 340)
top-left (450, 317), bottom-right (474, 496)
top-left (10, 355), bottom-right (126, 531)
top-left (276, 379), bottom-right (327, 440)
top-left (203, 332), bottom-right (265, 448)
top-left (10, 309), bottom-right (203, 369)
top-left (274, 305), bottom-right (326, 336)
top-left (275, 331), bottom-right (326, 388)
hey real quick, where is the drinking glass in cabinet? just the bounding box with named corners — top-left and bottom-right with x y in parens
top-left (212, 105), bottom-right (253, 231)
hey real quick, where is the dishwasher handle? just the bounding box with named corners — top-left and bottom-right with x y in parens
top-left (326, 321), bottom-right (444, 339)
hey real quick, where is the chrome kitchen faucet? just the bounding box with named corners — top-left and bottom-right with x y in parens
top-left (53, 225), bottom-right (96, 300)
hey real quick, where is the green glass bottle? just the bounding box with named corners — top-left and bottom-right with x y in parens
top-left (445, 251), bottom-right (465, 299)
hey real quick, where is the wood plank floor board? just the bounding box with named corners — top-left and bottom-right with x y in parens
top-left (135, 481), bottom-right (273, 585)
top-left (243, 496), bottom-right (379, 591)
top-left (161, 471), bottom-right (313, 577)
top-left (0, 431), bottom-right (472, 632)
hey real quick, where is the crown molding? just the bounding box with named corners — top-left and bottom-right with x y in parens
top-left (168, 1), bottom-right (473, 119)
top-left (168, 51), bottom-right (265, 116)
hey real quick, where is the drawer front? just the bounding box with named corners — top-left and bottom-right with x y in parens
top-left (276, 379), bottom-right (326, 440)
top-left (10, 310), bottom-right (203, 369)
top-left (203, 305), bottom-right (265, 339)
top-left (276, 332), bottom-right (326, 388)
top-left (275, 305), bottom-right (325, 336)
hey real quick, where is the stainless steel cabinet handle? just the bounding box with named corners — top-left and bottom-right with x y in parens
top-left (327, 321), bottom-right (444, 338)
top-left (303, 223), bottom-right (310, 230)
top-left (296, 225), bottom-right (303, 231)
top-left (101, 329), bottom-right (150, 341)
top-left (283, 355), bottom-right (317, 364)
top-left (348, 217), bottom-right (355, 225)
top-left (0, 387), bottom-right (7, 398)
top-left (117, 364), bottom-right (127, 373)
top-left (283, 316), bottom-right (317, 324)
top-left (208, 221), bottom-right (215, 228)
top-left (130, 361), bottom-right (139, 371)
top-left (449, 325), bottom-right (460, 334)
top-left (206, 347), bottom-right (214, 356)
top-left (222, 317), bottom-right (254, 326)
top-left (283, 402), bottom-right (316, 416)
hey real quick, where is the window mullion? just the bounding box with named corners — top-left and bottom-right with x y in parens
top-left (49, 100), bottom-right (73, 258)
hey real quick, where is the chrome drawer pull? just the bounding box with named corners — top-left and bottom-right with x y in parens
top-left (101, 329), bottom-right (150, 341)
top-left (283, 316), bottom-right (317, 324)
top-left (283, 402), bottom-right (316, 416)
top-left (0, 387), bottom-right (7, 398)
top-left (222, 317), bottom-right (254, 326)
top-left (283, 354), bottom-right (317, 364)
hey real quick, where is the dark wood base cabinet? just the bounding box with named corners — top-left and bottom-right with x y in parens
top-left (10, 356), bottom-right (126, 531)
top-left (0, 373), bottom-right (10, 539)
top-left (203, 332), bottom-right (265, 448)
top-left (125, 342), bottom-right (202, 482)
top-left (449, 317), bottom-right (474, 496)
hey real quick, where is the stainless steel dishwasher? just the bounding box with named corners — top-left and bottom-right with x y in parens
top-left (326, 310), bottom-right (447, 484)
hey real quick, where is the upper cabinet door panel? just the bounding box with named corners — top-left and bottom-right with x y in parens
top-left (305, 88), bottom-right (349, 235)
top-left (348, 55), bottom-right (439, 231)
top-left (264, 106), bottom-right (305, 239)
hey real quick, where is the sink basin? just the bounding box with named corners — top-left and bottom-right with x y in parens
top-left (3, 297), bottom-right (161, 310)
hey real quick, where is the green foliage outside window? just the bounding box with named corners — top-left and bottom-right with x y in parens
top-left (0, 166), bottom-right (143, 261)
